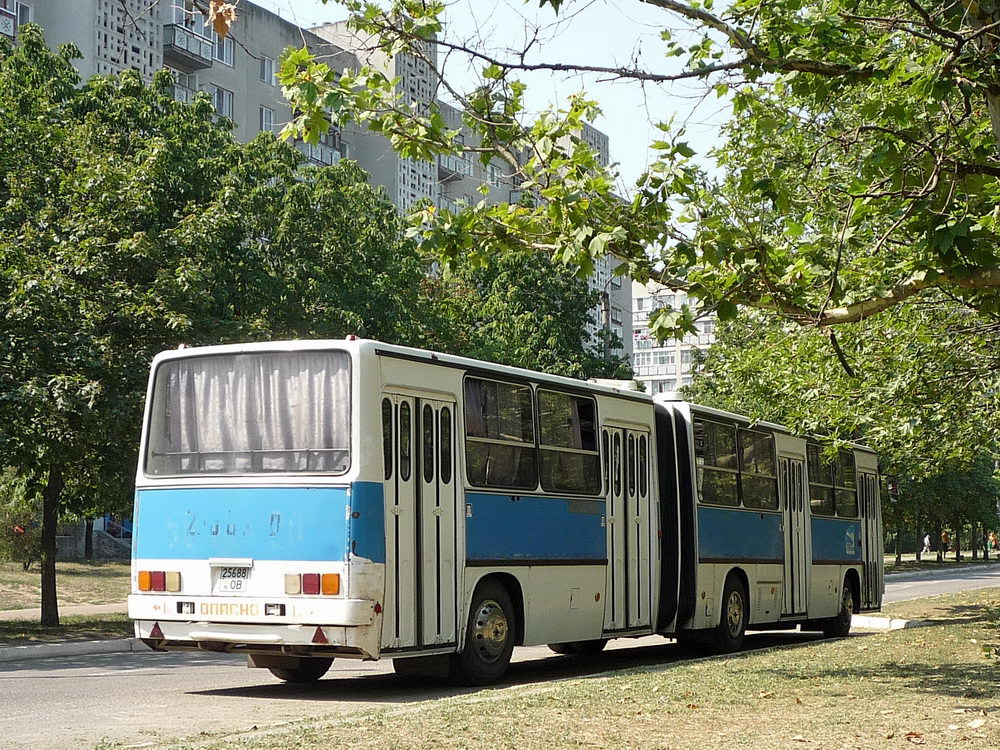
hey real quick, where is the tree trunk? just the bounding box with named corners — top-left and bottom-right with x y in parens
top-left (84, 518), bottom-right (94, 560)
top-left (972, 522), bottom-right (979, 560)
top-left (894, 525), bottom-right (902, 565)
top-left (954, 520), bottom-right (962, 562)
top-left (40, 464), bottom-right (64, 627)
top-left (915, 520), bottom-right (923, 562)
top-left (935, 520), bottom-right (943, 562)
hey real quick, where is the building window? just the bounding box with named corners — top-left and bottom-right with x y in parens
top-left (210, 84), bottom-right (234, 119)
top-left (487, 162), bottom-right (502, 187)
top-left (259, 106), bottom-right (274, 133)
top-left (260, 56), bottom-right (277, 85)
top-left (15, 1), bottom-right (29, 24)
top-left (211, 29), bottom-right (235, 66)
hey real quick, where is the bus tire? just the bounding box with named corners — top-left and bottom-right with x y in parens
top-left (450, 579), bottom-right (515, 686)
top-left (822, 581), bottom-right (854, 638)
top-left (712, 576), bottom-right (748, 653)
top-left (267, 657), bottom-right (333, 683)
top-left (547, 639), bottom-right (608, 656)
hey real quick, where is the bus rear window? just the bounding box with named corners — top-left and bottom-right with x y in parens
top-left (145, 351), bottom-right (351, 476)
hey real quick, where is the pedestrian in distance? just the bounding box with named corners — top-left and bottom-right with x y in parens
top-left (922, 534), bottom-right (931, 555)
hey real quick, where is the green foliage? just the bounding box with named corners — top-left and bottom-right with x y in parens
top-left (433, 247), bottom-right (632, 380)
top-left (684, 301), bottom-right (1000, 471)
top-left (0, 26), bottom-right (425, 519)
top-left (0, 471), bottom-right (41, 570)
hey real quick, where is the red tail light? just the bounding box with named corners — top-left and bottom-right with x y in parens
top-left (302, 573), bottom-right (320, 595)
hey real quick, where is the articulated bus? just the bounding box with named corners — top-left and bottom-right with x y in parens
top-left (129, 339), bottom-right (883, 685)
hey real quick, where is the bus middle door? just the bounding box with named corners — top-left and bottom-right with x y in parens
top-left (603, 426), bottom-right (651, 633)
top-left (779, 455), bottom-right (809, 616)
top-left (382, 393), bottom-right (458, 651)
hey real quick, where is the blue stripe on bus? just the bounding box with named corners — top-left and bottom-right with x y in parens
top-left (133, 485), bottom-right (386, 563)
top-left (811, 517), bottom-right (862, 562)
top-left (349, 481), bottom-right (386, 563)
top-left (465, 493), bottom-right (606, 562)
top-left (697, 505), bottom-right (783, 562)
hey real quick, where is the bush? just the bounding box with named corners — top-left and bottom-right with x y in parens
top-left (0, 471), bottom-right (42, 571)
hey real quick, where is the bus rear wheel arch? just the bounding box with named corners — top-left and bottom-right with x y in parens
top-left (450, 577), bottom-right (518, 686)
top-left (822, 572), bottom-right (859, 638)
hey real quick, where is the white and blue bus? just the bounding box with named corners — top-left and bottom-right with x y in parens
top-left (129, 339), bottom-right (883, 684)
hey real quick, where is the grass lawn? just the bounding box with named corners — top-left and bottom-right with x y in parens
top-left (161, 588), bottom-right (1000, 750)
top-left (0, 613), bottom-right (132, 646)
top-left (0, 560), bottom-right (130, 611)
top-left (884, 552), bottom-right (1000, 573)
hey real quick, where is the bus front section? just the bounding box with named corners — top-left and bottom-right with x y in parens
top-left (128, 345), bottom-right (386, 675)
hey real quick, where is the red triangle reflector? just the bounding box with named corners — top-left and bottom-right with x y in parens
top-left (312, 626), bottom-right (328, 644)
top-left (150, 622), bottom-right (164, 639)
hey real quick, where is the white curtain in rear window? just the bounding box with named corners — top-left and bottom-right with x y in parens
top-left (146, 351), bottom-right (351, 475)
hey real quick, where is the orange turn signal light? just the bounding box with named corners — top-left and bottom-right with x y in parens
top-left (321, 573), bottom-right (341, 596)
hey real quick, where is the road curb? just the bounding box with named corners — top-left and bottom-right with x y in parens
top-left (0, 637), bottom-right (150, 664)
top-left (851, 614), bottom-right (931, 631)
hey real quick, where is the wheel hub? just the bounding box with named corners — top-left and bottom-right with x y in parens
top-left (472, 599), bottom-right (508, 663)
top-left (726, 591), bottom-right (744, 637)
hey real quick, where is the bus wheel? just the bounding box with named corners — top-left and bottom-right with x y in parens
top-left (268, 657), bottom-right (333, 683)
top-left (450, 579), bottom-right (515, 686)
top-left (547, 639), bottom-right (608, 656)
top-left (822, 582), bottom-right (854, 638)
top-left (713, 576), bottom-right (748, 653)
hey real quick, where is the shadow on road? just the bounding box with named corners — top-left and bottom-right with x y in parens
top-left (190, 630), bottom-right (833, 704)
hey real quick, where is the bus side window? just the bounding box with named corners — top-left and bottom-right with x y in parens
top-left (382, 398), bottom-right (393, 480)
top-left (694, 419), bottom-right (739, 506)
top-left (627, 434), bottom-right (636, 497)
top-left (835, 451), bottom-right (858, 517)
top-left (602, 430), bottom-right (610, 495)
top-left (739, 428), bottom-right (778, 510)
top-left (638, 435), bottom-right (648, 498)
top-left (440, 407), bottom-right (452, 485)
top-left (613, 433), bottom-right (622, 496)
top-left (400, 402), bottom-right (412, 481)
top-left (423, 403), bottom-right (434, 484)
top-left (807, 443), bottom-right (835, 515)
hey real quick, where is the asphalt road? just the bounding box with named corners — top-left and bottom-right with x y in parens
top-left (2, 565), bottom-right (997, 750)
top-left (882, 562), bottom-right (1000, 603)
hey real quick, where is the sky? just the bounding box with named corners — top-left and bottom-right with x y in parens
top-left (250, 0), bottom-right (730, 191)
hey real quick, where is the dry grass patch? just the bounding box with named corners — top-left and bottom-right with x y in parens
top-left (0, 560), bottom-right (130, 610)
top-left (0, 613), bottom-right (132, 645)
top-left (163, 589), bottom-right (1000, 750)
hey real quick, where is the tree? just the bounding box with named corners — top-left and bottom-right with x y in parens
top-left (435, 246), bottom-right (632, 380)
top-left (0, 26), bottom-right (427, 625)
top-left (682, 300), bottom-right (1000, 470)
top-left (277, 1), bottom-right (999, 335)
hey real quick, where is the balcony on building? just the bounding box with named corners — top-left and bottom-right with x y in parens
top-left (0, 6), bottom-right (16, 41)
top-left (438, 153), bottom-right (473, 182)
top-left (163, 24), bottom-right (214, 71)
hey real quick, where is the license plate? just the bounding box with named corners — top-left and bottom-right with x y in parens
top-left (215, 566), bottom-right (251, 594)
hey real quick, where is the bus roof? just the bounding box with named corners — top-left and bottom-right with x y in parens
top-left (149, 338), bottom-right (655, 403)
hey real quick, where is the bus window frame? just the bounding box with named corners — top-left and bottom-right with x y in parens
top-left (693, 417), bottom-right (740, 508)
top-left (143, 349), bottom-right (353, 479)
top-left (462, 374), bottom-right (539, 492)
top-left (737, 427), bottom-right (779, 511)
top-left (535, 388), bottom-right (602, 497)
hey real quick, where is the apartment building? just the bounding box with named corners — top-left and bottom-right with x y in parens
top-left (2, 0), bottom-right (629, 355)
top-left (631, 281), bottom-right (716, 393)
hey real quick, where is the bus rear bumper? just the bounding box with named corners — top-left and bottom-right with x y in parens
top-left (131, 594), bottom-right (382, 658)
